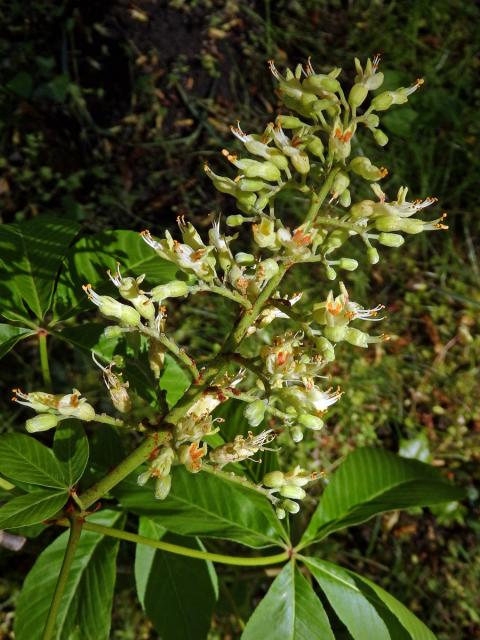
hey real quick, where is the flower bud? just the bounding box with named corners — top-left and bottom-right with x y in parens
top-left (226, 215), bottom-right (248, 227)
top-left (103, 326), bottom-right (125, 339)
top-left (244, 399), bottom-right (266, 427)
top-left (372, 128), bottom-right (389, 146)
top-left (236, 192), bottom-right (257, 213)
top-left (339, 189), bottom-right (351, 208)
top-left (83, 286), bottom-right (142, 328)
top-left (291, 426), bottom-right (304, 443)
top-left (338, 258), bottom-right (358, 271)
top-left (331, 172), bottom-right (350, 198)
top-left (25, 413), bottom-right (60, 433)
top-left (154, 475), bottom-right (172, 500)
top-left (235, 252), bottom-right (255, 265)
top-left (348, 83), bottom-right (368, 108)
top-left (325, 229), bottom-right (348, 251)
top-left (276, 507), bottom-right (287, 520)
top-left (326, 266), bottom-right (337, 281)
top-left (137, 470), bottom-right (151, 486)
top-left (280, 485), bottom-right (306, 500)
top-left (282, 499), bottom-right (300, 514)
top-left (367, 246), bottom-right (380, 264)
top-left (263, 471), bottom-right (285, 488)
top-left (151, 280), bottom-right (189, 303)
top-left (298, 414), bottom-right (324, 431)
top-left (324, 325), bottom-right (347, 342)
top-left (224, 152), bottom-right (281, 182)
top-left (303, 75), bottom-right (340, 94)
top-left (398, 218), bottom-right (424, 234)
top-left (307, 137), bottom-right (324, 159)
top-left (374, 216), bottom-right (402, 232)
top-left (152, 447), bottom-right (175, 478)
top-left (371, 92), bottom-right (394, 111)
top-left (237, 178), bottom-right (269, 192)
top-left (363, 113), bottom-right (379, 129)
top-left (290, 151), bottom-right (310, 175)
top-left (378, 233), bottom-right (405, 247)
top-left (350, 200), bottom-right (374, 219)
top-left (345, 327), bottom-right (369, 348)
top-left (315, 337), bottom-right (335, 362)
top-left (276, 115), bottom-right (305, 128)
top-left (350, 156), bottom-right (387, 182)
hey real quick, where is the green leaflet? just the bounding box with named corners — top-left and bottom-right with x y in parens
top-left (0, 324), bottom-right (35, 359)
top-left (302, 448), bottom-right (465, 544)
top-left (114, 465), bottom-right (288, 548)
top-left (15, 510), bottom-right (124, 640)
top-left (0, 216), bottom-right (79, 320)
top-left (135, 516), bottom-right (218, 640)
top-left (53, 420), bottom-right (89, 486)
top-left (0, 433), bottom-right (68, 489)
top-left (242, 562), bottom-right (334, 640)
top-left (0, 489), bottom-right (68, 529)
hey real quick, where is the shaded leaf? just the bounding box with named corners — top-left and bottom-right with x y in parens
top-left (0, 433), bottom-right (68, 489)
top-left (302, 448), bottom-right (465, 544)
top-left (135, 517), bottom-right (217, 640)
top-left (347, 570), bottom-right (436, 640)
top-left (114, 466), bottom-right (287, 548)
top-left (0, 490), bottom-right (68, 529)
top-left (58, 322), bottom-right (121, 360)
top-left (0, 324), bottom-right (35, 359)
top-left (15, 510), bottom-right (123, 640)
top-left (53, 421), bottom-right (89, 486)
top-left (159, 354), bottom-right (191, 407)
top-left (304, 558), bottom-right (391, 640)
top-left (242, 562), bottom-right (334, 640)
top-left (0, 216), bottom-right (79, 320)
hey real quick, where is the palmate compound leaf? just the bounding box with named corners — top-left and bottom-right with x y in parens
top-left (241, 561), bottom-right (334, 640)
top-left (301, 447), bottom-right (465, 545)
top-left (135, 516), bottom-right (218, 640)
top-left (114, 465), bottom-right (288, 548)
top-left (0, 216), bottom-right (80, 321)
top-left (303, 558), bottom-right (436, 640)
top-left (15, 510), bottom-right (124, 640)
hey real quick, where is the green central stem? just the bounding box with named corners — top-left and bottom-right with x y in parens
top-left (69, 520), bottom-right (289, 566)
top-left (78, 432), bottom-right (172, 510)
top-left (41, 517), bottom-right (83, 640)
top-left (305, 167), bottom-right (341, 227)
top-left (38, 332), bottom-right (52, 390)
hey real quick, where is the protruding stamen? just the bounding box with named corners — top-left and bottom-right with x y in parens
top-left (268, 59), bottom-right (280, 80)
top-left (372, 53), bottom-right (381, 72)
top-left (140, 229), bottom-right (161, 250)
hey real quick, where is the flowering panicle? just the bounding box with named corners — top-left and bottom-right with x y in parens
top-left (19, 55), bottom-right (443, 517)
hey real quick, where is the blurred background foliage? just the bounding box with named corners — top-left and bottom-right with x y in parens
top-left (0, 1), bottom-right (479, 638)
